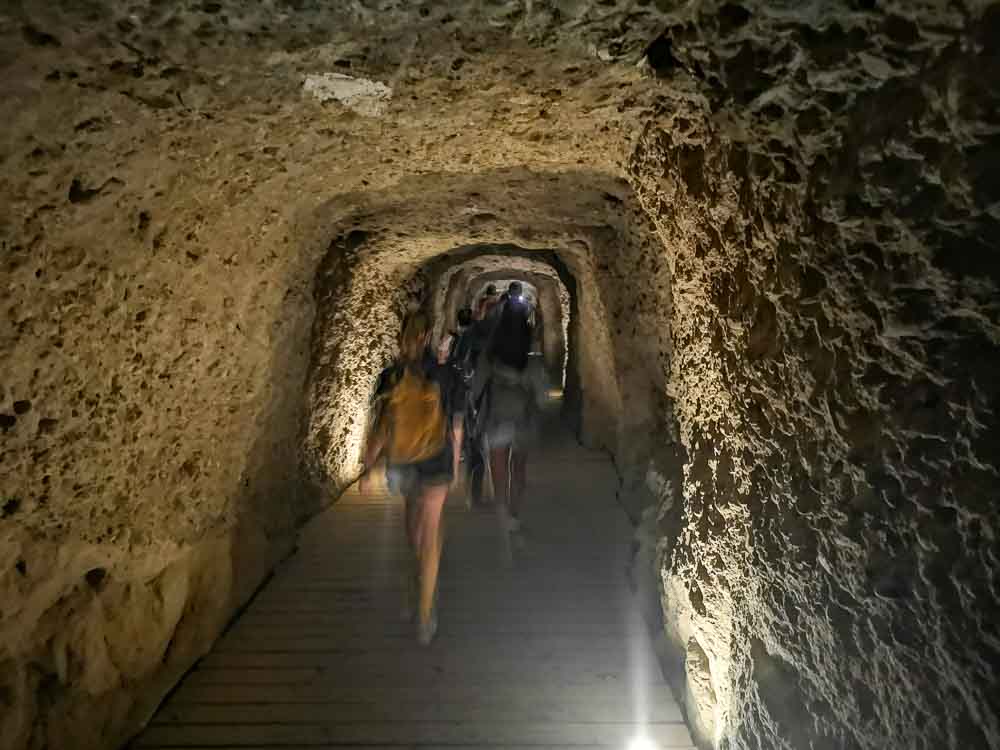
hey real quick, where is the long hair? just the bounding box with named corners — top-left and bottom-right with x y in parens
top-left (399, 311), bottom-right (431, 364)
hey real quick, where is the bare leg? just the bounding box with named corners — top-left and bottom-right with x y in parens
top-left (402, 492), bottom-right (420, 618)
top-left (416, 483), bottom-right (448, 630)
top-left (510, 449), bottom-right (527, 520)
top-left (405, 492), bottom-right (420, 555)
top-left (490, 445), bottom-right (513, 563)
top-left (490, 446), bottom-right (510, 510)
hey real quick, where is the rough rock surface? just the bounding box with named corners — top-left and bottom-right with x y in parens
top-left (1, 1), bottom-right (997, 749)
top-left (1, 4), bottom-right (662, 747)
top-left (627, 4), bottom-right (1000, 749)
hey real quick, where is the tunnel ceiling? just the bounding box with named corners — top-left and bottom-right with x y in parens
top-left (2, 2), bottom-right (998, 750)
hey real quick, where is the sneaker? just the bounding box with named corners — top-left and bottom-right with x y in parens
top-left (417, 610), bottom-right (438, 646)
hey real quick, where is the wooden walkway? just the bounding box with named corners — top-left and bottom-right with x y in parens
top-left (133, 431), bottom-right (694, 749)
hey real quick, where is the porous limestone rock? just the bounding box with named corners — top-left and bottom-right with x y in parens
top-left (1, 4), bottom-right (664, 747)
top-left (628, 3), bottom-right (1000, 747)
top-left (1, 1), bottom-right (997, 749)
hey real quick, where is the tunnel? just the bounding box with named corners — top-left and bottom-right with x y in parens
top-left (1, 2), bottom-right (998, 749)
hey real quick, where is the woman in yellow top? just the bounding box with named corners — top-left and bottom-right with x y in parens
top-left (361, 312), bottom-right (465, 645)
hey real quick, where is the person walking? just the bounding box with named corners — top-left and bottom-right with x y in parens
top-left (475, 283), bottom-right (500, 322)
top-left (477, 286), bottom-right (546, 551)
top-left (361, 312), bottom-right (465, 645)
top-left (450, 306), bottom-right (491, 506)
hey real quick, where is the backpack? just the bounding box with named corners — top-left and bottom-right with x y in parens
top-left (378, 365), bottom-right (447, 464)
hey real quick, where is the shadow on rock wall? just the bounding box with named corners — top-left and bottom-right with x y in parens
top-left (629, 27), bottom-right (1000, 743)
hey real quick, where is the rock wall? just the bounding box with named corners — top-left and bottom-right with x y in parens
top-left (1, 1), bottom-right (663, 742)
top-left (0, 28), bottom-right (324, 747)
top-left (3, 0), bottom-right (998, 748)
top-left (628, 3), bottom-right (1000, 747)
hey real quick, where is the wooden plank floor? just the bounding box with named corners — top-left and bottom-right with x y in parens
top-left (133, 429), bottom-right (694, 749)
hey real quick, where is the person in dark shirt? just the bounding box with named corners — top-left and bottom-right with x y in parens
top-left (480, 285), bottom-right (546, 545)
top-left (489, 282), bottom-right (533, 370)
top-left (447, 306), bottom-right (492, 505)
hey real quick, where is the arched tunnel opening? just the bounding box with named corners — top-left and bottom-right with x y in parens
top-left (302, 169), bottom-right (659, 501)
top-left (2, 3), bottom-right (999, 750)
top-left (432, 248), bottom-right (572, 391)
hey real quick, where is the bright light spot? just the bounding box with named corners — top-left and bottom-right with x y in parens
top-left (627, 733), bottom-right (659, 750)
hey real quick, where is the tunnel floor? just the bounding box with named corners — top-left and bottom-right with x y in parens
top-left (132, 430), bottom-right (695, 749)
